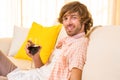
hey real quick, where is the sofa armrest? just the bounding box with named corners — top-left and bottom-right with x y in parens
top-left (0, 38), bottom-right (12, 55)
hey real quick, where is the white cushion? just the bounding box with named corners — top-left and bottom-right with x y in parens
top-left (8, 26), bottom-right (29, 56)
top-left (82, 26), bottom-right (120, 80)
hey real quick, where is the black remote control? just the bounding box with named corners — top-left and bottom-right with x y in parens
top-left (28, 45), bottom-right (41, 55)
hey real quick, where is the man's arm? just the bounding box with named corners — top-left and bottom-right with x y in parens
top-left (69, 67), bottom-right (82, 80)
top-left (25, 40), bottom-right (44, 68)
top-left (32, 52), bottom-right (44, 68)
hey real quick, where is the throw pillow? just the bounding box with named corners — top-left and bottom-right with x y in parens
top-left (8, 25), bottom-right (29, 56)
top-left (14, 22), bottom-right (62, 64)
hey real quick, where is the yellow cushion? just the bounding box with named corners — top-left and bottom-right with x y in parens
top-left (14, 22), bottom-right (62, 64)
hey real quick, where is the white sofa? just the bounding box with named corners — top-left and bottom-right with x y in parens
top-left (0, 25), bottom-right (120, 80)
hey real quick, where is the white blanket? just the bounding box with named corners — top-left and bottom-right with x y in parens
top-left (7, 49), bottom-right (61, 80)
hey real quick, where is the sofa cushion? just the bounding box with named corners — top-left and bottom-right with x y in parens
top-left (8, 25), bottom-right (29, 56)
top-left (14, 22), bottom-right (62, 64)
top-left (0, 76), bottom-right (7, 80)
top-left (0, 38), bottom-right (12, 55)
top-left (82, 26), bottom-right (120, 80)
top-left (8, 56), bottom-right (34, 70)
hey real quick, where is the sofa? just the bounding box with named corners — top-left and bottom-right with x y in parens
top-left (0, 25), bottom-right (120, 80)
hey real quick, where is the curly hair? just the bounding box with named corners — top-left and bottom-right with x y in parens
top-left (58, 1), bottom-right (93, 34)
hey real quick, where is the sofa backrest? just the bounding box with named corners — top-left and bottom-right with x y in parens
top-left (82, 25), bottom-right (120, 80)
top-left (0, 38), bottom-right (12, 55)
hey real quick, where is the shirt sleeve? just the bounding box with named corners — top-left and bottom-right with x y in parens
top-left (69, 38), bottom-right (88, 71)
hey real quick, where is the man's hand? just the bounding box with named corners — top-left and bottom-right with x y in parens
top-left (69, 67), bottom-right (82, 80)
top-left (25, 40), bottom-right (44, 68)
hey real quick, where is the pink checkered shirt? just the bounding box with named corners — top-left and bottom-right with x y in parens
top-left (49, 32), bottom-right (89, 80)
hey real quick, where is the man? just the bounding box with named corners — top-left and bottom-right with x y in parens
top-left (0, 1), bottom-right (93, 80)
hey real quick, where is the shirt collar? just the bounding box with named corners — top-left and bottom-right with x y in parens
top-left (67, 32), bottom-right (85, 39)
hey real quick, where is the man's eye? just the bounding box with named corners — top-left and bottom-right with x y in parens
top-left (63, 17), bottom-right (68, 21)
top-left (72, 16), bottom-right (77, 19)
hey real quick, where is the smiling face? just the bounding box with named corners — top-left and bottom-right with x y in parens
top-left (58, 1), bottom-right (93, 35)
top-left (62, 12), bottom-right (84, 36)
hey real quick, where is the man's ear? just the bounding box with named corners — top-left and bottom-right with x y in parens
top-left (81, 23), bottom-right (85, 32)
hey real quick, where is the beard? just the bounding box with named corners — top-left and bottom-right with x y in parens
top-left (65, 24), bottom-right (83, 36)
